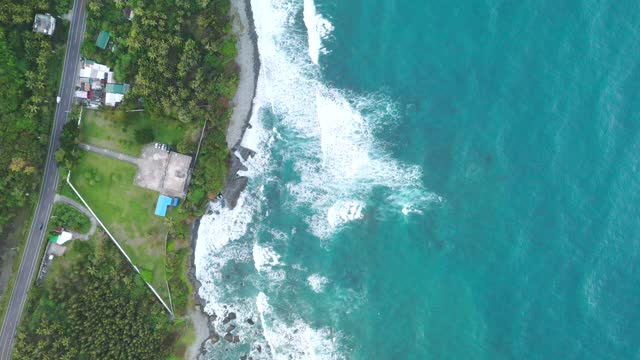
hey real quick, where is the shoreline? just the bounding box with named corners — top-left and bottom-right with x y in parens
top-left (187, 0), bottom-right (260, 357)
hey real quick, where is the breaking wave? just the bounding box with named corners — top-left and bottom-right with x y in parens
top-left (194, 0), bottom-right (439, 358)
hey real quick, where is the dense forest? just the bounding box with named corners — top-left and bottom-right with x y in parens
top-left (85, 0), bottom-right (238, 206)
top-left (13, 236), bottom-right (175, 359)
top-left (0, 0), bottom-right (71, 232)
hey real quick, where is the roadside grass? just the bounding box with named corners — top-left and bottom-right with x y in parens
top-left (70, 151), bottom-right (169, 301)
top-left (80, 109), bottom-right (199, 156)
top-left (0, 200), bottom-right (36, 332)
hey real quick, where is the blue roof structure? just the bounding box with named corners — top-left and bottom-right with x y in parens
top-left (154, 195), bottom-right (173, 217)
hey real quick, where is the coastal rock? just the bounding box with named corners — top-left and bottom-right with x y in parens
top-left (226, 324), bottom-right (236, 332)
top-left (224, 333), bottom-right (234, 343)
top-left (246, 318), bottom-right (255, 325)
top-left (257, 345), bottom-right (262, 353)
top-left (233, 335), bottom-right (240, 343)
top-left (238, 146), bottom-right (256, 161)
top-left (209, 333), bottom-right (220, 345)
top-left (241, 356), bottom-right (247, 360)
top-left (222, 311), bottom-right (237, 324)
top-left (222, 176), bottom-right (249, 209)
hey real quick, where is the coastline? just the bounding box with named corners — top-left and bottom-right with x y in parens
top-left (187, 0), bottom-right (259, 357)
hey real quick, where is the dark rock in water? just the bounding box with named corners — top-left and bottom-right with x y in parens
top-left (222, 176), bottom-right (249, 209)
top-left (257, 345), bottom-right (262, 353)
top-left (222, 146), bottom-right (256, 209)
top-left (241, 356), bottom-right (247, 360)
top-left (210, 333), bottom-right (220, 345)
top-left (237, 146), bottom-right (256, 161)
top-left (226, 324), bottom-right (236, 332)
top-left (224, 333), bottom-right (234, 343)
top-left (222, 312), bottom-right (236, 324)
top-left (233, 335), bottom-right (240, 343)
top-left (246, 318), bottom-right (255, 325)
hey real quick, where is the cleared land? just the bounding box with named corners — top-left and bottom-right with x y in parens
top-left (70, 151), bottom-right (169, 300)
top-left (80, 109), bottom-right (199, 156)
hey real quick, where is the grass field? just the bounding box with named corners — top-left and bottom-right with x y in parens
top-left (79, 109), bottom-right (199, 156)
top-left (70, 152), bottom-right (169, 301)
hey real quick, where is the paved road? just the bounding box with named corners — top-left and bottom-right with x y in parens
top-left (0, 0), bottom-right (87, 357)
top-left (53, 194), bottom-right (97, 240)
top-left (79, 143), bottom-right (141, 166)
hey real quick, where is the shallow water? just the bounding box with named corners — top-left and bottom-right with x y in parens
top-left (195, 0), bottom-right (640, 358)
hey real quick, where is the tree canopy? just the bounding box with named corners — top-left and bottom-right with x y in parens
top-left (0, 0), bottom-right (70, 233)
top-left (14, 237), bottom-right (175, 359)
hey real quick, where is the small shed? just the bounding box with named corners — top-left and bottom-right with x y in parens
top-left (33, 14), bottom-right (56, 36)
top-left (96, 31), bottom-right (111, 49)
top-left (154, 195), bottom-right (173, 217)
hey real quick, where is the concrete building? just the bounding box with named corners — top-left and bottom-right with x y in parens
top-left (134, 144), bottom-right (193, 199)
top-left (33, 14), bottom-right (56, 36)
top-left (76, 59), bottom-right (129, 107)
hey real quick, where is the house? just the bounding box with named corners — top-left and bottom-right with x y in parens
top-left (154, 195), bottom-right (180, 217)
top-left (33, 14), bottom-right (56, 36)
top-left (76, 59), bottom-right (129, 107)
top-left (104, 83), bottom-right (130, 106)
top-left (134, 145), bottom-right (194, 212)
top-left (96, 31), bottom-right (111, 50)
top-left (49, 231), bottom-right (72, 244)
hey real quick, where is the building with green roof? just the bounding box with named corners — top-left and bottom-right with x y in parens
top-left (96, 31), bottom-right (110, 49)
top-left (105, 83), bottom-right (130, 94)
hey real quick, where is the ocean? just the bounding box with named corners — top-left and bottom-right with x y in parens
top-left (195, 0), bottom-right (640, 358)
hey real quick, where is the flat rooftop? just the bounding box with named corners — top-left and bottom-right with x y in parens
top-left (134, 144), bottom-right (192, 198)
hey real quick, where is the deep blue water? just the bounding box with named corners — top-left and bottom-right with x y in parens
top-left (195, 1), bottom-right (640, 358)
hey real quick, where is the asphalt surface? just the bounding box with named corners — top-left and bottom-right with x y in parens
top-left (0, 0), bottom-right (87, 357)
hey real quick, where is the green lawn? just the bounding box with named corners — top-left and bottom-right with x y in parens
top-left (70, 152), bottom-right (169, 301)
top-left (80, 109), bottom-right (199, 156)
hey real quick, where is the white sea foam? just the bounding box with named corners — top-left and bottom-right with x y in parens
top-left (253, 243), bottom-right (282, 272)
top-left (250, 0), bottom-right (439, 238)
top-left (303, 0), bottom-right (334, 65)
top-left (307, 273), bottom-right (329, 293)
top-left (195, 0), bottom-right (436, 357)
top-left (257, 292), bottom-right (344, 359)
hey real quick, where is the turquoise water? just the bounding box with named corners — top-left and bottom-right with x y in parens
top-left (195, 0), bottom-right (640, 358)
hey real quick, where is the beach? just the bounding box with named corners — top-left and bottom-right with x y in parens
top-left (188, 0), bottom-right (259, 357)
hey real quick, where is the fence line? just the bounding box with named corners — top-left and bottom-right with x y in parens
top-left (66, 172), bottom-right (174, 318)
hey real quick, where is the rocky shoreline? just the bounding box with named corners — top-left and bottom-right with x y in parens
top-left (186, 0), bottom-right (260, 358)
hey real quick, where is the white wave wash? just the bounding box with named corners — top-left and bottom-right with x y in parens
top-left (254, 0), bottom-right (439, 238)
top-left (195, 0), bottom-right (438, 357)
top-left (303, 0), bottom-right (334, 65)
top-left (307, 274), bottom-right (329, 293)
top-left (257, 292), bottom-right (344, 359)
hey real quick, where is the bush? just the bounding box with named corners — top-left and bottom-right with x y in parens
top-left (134, 127), bottom-right (154, 144)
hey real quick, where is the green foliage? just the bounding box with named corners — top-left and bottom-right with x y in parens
top-left (56, 119), bottom-right (81, 171)
top-left (140, 268), bottom-right (153, 283)
top-left (50, 203), bottom-right (91, 233)
top-left (14, 238), bottom-right (175, 359)
top-left (134, 127), bottom-right (154, 144)
top-left (0, 1), bottom-right (68, 233)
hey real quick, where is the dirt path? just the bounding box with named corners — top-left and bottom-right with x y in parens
top-left (79, 143), bottom-right (141, 166)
